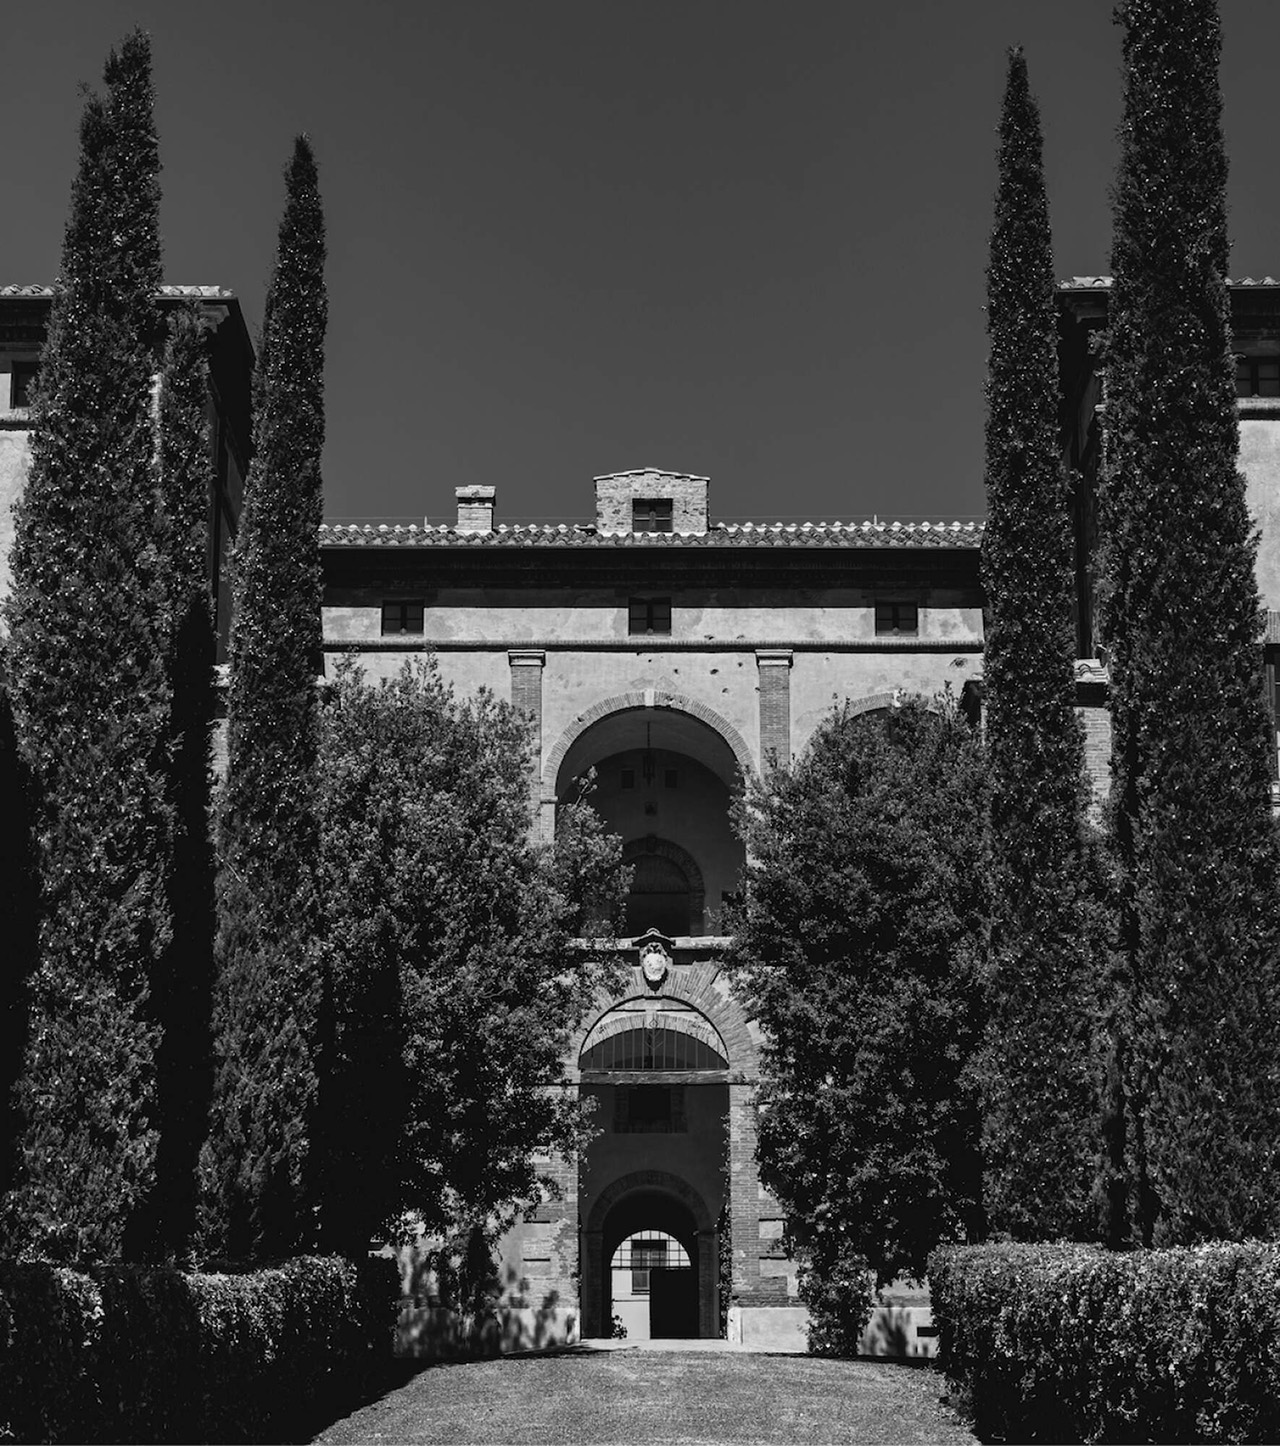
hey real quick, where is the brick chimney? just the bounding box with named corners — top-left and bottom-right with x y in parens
top-left (455, 485), bottom-right (495, 532)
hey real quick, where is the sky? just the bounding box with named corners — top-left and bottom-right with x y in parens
top-left (7, 1), bottom-right (1280, 526)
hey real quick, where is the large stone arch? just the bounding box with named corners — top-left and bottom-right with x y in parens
top-left (543, 689), bottom-right (755, 799)
top-left (582, 1169), bottom-right (719, 1338)
top-left (568, 961), bottom-right (759, 1082)
top-left (585, 1168), bottom-right (714, 1236)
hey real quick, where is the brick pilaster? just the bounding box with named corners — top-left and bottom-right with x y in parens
top-left (755, 649), bottom-right (793, 769)
top-left (728, 1082), bottom-right (762, 1302)
top-left (509, 650), bottom-right (546, 818)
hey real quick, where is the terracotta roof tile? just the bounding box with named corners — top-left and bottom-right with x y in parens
top-left (319, 519), bottom-right (984, 550)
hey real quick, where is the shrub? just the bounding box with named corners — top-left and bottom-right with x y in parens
top-left (929, 1241), bottom-right (1280, 1443)
top-left (796, 1246), bottom-right (876, 1358)
top-left (0, 1255), bottom-right (397, 1443)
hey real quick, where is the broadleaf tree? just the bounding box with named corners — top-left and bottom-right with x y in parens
top-left (202, 136), bottom-right (327, 1260)
top-left (979, 49), bottom-right (1108, 1241)
top-left (1, 31), bottom-right (170, 1262)
top-left (1101, 0), bottom-right (1280, 1245)
top-left (727, 700), bottom-right (987, 1350)
top-left (311, 660), bottom-right (627, 1257)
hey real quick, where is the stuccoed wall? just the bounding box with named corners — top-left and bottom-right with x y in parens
top-left (0, 428), bottom-right (31, 608)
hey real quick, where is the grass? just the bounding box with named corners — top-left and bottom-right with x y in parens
top-left (313, 1349), bottom-right (976, 1445)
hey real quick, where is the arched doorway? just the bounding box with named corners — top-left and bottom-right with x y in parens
top-left (579, 1006), bottom-right (729, 1338)
top-left (553, 703), bottom-right (746, 939)
top-left (604, 1198), bottom-right (699, 1340)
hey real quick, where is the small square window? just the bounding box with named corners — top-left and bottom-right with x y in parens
top-left (632, 498), bottom-right (673, 533)
top-left (875, 601), bottom-right (919, 636)
top-left (10, 361), bottom-right (37, 409)
top-left (628, 597), bottom-right (672, 636)
top-left (381, 600), bottom-right (424, 635)
top-left (621, 768), bottom-right (636, 790)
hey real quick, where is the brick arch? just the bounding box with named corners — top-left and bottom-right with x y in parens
top-left (585, 1168), bottom-right (714, 1236)
top-left (621, 836), bottom-right (706, 935)
top-left (542, 689), bottom-right (755, 798)
top-left (568, 964), bottom-right (759, 1080)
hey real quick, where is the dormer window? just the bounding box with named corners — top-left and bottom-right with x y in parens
top-left (1236, 356), bottom-right (1280, 398)
top-left (632, 498), bottom-right (673, 533)
top-left (629, 597), bottom-right (672, 636)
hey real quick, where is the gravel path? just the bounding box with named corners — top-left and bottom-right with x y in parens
top-left (314, 1348), bottom-right (976, 1445)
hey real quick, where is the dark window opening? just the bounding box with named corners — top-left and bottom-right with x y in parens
top-left (664, 768), bottom-right (678, 789)
top-left (381, 600), bottom-right (425, 635)
top-left (629, 597), bottom-right (672, 635)
top-left (1236, 356), bottom-right (1280, 398)
top-left (875, 601), bottom-right (919, 636)
top-left (10, 361), bottom-right (37, 409)
top-left (632, 498), bottom-right (673, 533)
top-left (612, 1083), bottom-right (688, 1133)
top-left (621, 767), bottom-right (636, 790)
top-left (631, 1239), bottom-right (666, 1294)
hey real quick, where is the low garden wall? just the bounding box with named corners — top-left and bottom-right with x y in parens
top-left (928, 1241), bottom-right (1280, 1444)
top-left (0, 1254), bottom-right (398, 1444)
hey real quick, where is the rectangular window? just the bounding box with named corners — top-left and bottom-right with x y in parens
top-left (621, 767), bottom-right (636, 790)
top-left (10, 361), bottom-right (37, 409)
top-left (381, 600), bottom-right (425, 635)
top-left (875, 601), bottom-right (919, 636)
top-left (664, 768), bottom-right (678, 789)
top-left (614, 1084), bottom-right (687, 1133)
top-left (631, 1239), bottom-right (667, 1295)
top-left (628, 597), bottom-right (672, 636)
top-left (1236, 356), bottom-right (1280, 398)
top-left (632, 498), bottom-right (673, 533)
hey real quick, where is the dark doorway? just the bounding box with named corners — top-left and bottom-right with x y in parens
top-left (650, 1266), bottom-right (699, 1338)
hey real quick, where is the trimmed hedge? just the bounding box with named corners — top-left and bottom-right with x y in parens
top-left (928, 1242), bottom-right (1280, 1443)
top-left (0, 1254), bottom-right (398, 1443)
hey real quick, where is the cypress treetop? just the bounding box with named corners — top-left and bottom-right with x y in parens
top-left (2, 31), bottom-right (170, 1262)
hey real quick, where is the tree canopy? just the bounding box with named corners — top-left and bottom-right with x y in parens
top-left (727, 699), bottom-right (987, 1344)
top-left (312, 660), bottom-right (626, 1255)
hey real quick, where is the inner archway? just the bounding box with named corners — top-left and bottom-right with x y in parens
top-left (555, 705), bottom-right (745, 938)
top-left (604, 1196), bottom-right (699, 1340)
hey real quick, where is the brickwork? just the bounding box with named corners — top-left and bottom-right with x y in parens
top-left (594, 469), bottom-right (709, 535)
top-left (455, 484), bottom-right (495, 532)
top-left (1078, 695), bottom-right (1111, 823)
top-left (756, 650), bottom-right (793, 767)
top-left (728, 1082), bottom-right (763, 1303)
top-left (508, 650), bottom-right (545, 815)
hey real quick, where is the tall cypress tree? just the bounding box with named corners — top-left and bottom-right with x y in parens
top-left (1, 32), bottom-right (170, 1262)
top-left (125, 308), bottom-right (219, 1263)
top-left (1102, 0), bottom-right (1280, 1245)
top-left (202, 137), bottom-right (327, 1260)
top-left (980, 49), bottom-right (1106, 1241)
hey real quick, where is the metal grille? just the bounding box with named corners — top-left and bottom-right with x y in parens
top-left (581, 1024), bottom-right (727, 1073)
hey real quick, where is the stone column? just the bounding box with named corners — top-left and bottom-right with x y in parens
top-left (755, 649), bottom-right (793, 769)
top-left (509, 650), bottom-right (546, 822)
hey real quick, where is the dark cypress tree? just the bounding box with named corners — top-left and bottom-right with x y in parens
top-left (1, 32), bottom-right (170, 1261)
top-left (125, 308), bottom-right (219, 1263)
top-left (1101, 0), bottom-right (1280, 1245)
top-left (202, 137), bottom-right (327, 1260)
top-left (0, 674), bottom-right (38, 1221)
top-left (979, 49), bottom-right (1107, 1240)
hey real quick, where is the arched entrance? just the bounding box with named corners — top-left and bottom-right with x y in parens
top-left (582, 1169), bottom-right (719, 1339)
top-left (578, 1003), bottom-right (729, 1339)
top-left (552, 700), bottom-right (747, 938)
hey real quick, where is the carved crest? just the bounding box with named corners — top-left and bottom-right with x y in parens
top-left (636, 928), bottom-right (672, 989)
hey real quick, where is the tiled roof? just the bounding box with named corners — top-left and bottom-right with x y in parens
top-left (0, 284), bottom-right (236, 299)
top-left (1061, 275), bottom-right (1280, 288)
top-left (319, 519), bottom-right (984, 549)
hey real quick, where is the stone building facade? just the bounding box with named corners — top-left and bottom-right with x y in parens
top-left (4, 277), bottom-right (1280, 1347)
